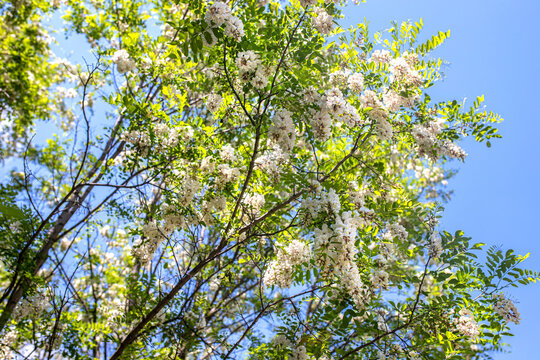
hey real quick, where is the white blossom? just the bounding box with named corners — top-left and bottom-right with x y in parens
top-left (313, 7), bottom-right (334, 35)
top-left (309, 109), bottom-right (332, 141)
top-left (269, 109), bottom-right (296, 152)
top-left (224, 15), bottom-right (244, 41)
top-left (454, 308), bottom-right (480, 338)
top-left (347, 72), bottom-right (364, 93)
top-left (236, 50), bottom-right (260, 74)
top-left (112, 49), bottom-right (136, 74)
top-left (370, 49), bottom-right (391, 64)
top-left (204, 2), bottom-right (231, 27)
top-left (206, 93), bottom-right (223, 113)
top-left (429, 232), bottom-right (443, 258)
top-left (220, 144), bottom-right (237, 162)
top-left (492, 293), bottom-right (521, 324)
top-left (263, 239), bottom-right (311, 288)
top-left (290, 345), bottom-right (308, 360)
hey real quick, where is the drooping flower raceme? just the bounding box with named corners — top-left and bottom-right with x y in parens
top-left (313, 7), bottom-right (334, 35)
top-left (269, 109), bottom-right (296, 152)
top-left (236, 50), bottom-right (260, 74)
top-left (204, 2), bottom-right (231, 26)
top-left (492, 293), bottom-right (521, 324)
top-left (370, 49), bottom-right (392, 65)
top-left (263, 239), bottom-right (311, 288)
top-left (112, 49), bottom-right (136, 74)
top-left (206, 93), bottom-right (223, 113)
top-left (347, 72), bottom-right (364, 93)
top-left (453, 308), bottom-right (480, 338)
top-left (205, 1), bottom-right (244, 42)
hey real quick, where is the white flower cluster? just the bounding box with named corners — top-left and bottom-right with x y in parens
top-left (154, 123), bottom-right (180, 148)
top-left (220, 144), bottom-right (237, 162)
top-left (251, 66), bottom-right (272, 89)
top-left (412, 119), bottom-right (467, 160)
top-left (341, 256), bottom-right (368, 309)
top-left (121, 124), bottom-right (192, 155)
top-left (179, 176), bottom-right (201, 205)
top-left (204, 1), bottom-right (229, 26)
top-left (161, 23), bottom-right (176, 40)
top-left (384, 223), bottom-right (408, 242)
top-left (272, 334), bottom-right (292, 348)
top-left (13, 291), bottom-right (49, 320)
top-left (9, 220), bottom-right (21, 233)
top-left (492, 293), bottom-right (521, 324)
top-left (429, 232), bottom-right (443, 258)
top-left (216, 163), bottom-right (241, 188)
top-left (370, 269), bottom-right (390, 289)
top-left (330, 70), bottom-right (347, 87)
top-left (235, 50), bottom-right (271, 89)
top-left (301, 86), bottom-right (321, 105)
top-left (309, 108), bottom-right (332, 141)
top-left (302, 188), bottom-right (340, 218)
top-left (312, 7), bottom-right (334, 36)
top-left (348, 181), bottom-right (370, 208)
top-left (409, 162), bottom-right (447, 188)
top-left (290, 345), bottom-right (308, 360)
top-left (389, 56), bottom-right (422, 86)
top-left (374, 117), bottom-right (393, 141)
top-left (376, 309), bottom-right (390, 332)
top-left (360, 90), bottom-right (393, 140)
top-left (263, 239), bottom-right (311, 288)
top-left (201, 156), bottom-right (216, 173)
top-left (269, 109), bottom-right (296, 152)
top-left (403, 51), bottom-right (419, 67)
top-left (204, 1), bottom-right (244, 42)
top-left (243, 193), bottom-right (265, 214)
top-left (132, 220), bottom-right (167, 265)
top-left (370, 49), bottom-right (392, 65)
top-left (306, 190), bottom-right (370, 309)
top-left (454, 308), bottom-right (480, 338)
top-left (236, 50), bottom-right (260, 73)
top-left (0, 328), bottom-right (17, 359)
top-left (202, 196), bottom-right (227, 225)
top-left (377, 241), bottom-right (394, 262)
top-left (382, 89), bottom-right (417, 113)
top-left (441, 140), bottom-right (468, 160)
top-left (121, 130), bottom-right (151, 149)
top-left (57, 86), bottom-right (77, 99)
top-left (101, 299), bottom-right (125, 327)
top-left (112, 49), bottom-right (136, 74)
top-left (325, 87), bottom-right (345, 113)
top-left (325, 88), bottom-right (362, 127)
top-left (60, 237), bottom-right (73, 251)
top-left (359, 90), bottom-right (384, 113)
top-left (347, 72), bottom-right (364, 93)
top-left (255, 145), bottom-right (289, 181)
top-left (206, 93), bottom-right (223, 113)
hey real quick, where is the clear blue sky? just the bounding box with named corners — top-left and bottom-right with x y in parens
top-left (345, 0), bottom-right (540, 358)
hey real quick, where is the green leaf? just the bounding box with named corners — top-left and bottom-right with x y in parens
top-left (0, 203), bottom-right (24, 219)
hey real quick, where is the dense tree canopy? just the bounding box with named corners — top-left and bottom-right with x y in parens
top-left (0, 0), bottom-right (537, 359)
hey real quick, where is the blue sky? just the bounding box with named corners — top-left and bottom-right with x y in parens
top-left (345, 0), bottom-right (540, 358)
